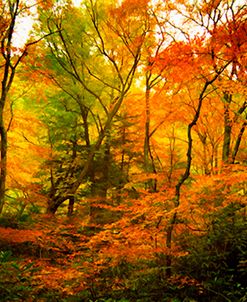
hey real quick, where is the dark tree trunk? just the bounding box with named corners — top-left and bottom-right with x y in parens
top-left (165, 72), bottom-right (224, 278)
top-left (0, 0), bottom-right (33, 213)
top-left (46, 195), bottom-right (68, 215)
top-left (0, 112), bottom-right (7, 214)
top-left (144, 76), bottom-right (157, 192)
top-left (232, 121), bottom-right (246, 163)
top-left (67, 196), bottom-right (75, 217)
top-left (222, 94), bottom-right (232, 163)
top-left (46, 202), bottom-right (60, 215)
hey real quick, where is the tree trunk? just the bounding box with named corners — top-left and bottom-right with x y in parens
top-left (214, 144), bottom-right (219, 174)
top-left (89, 139), bottom-right (111, 224)
top-left (67, 196), bottom-right (75, 217)
top-left (144, 83), bottom-right (150, 171)
top-left (46, 203), bottom-right (60, 215)
top-left (222, 93), bottom-right (232, 163)
top-left (232, 121), bottom-right (246, 163)
top-left (0, 0), bottom-right (19, 213)
top-left (46, 195), bottom-right (68, 215)
top-left (0, 111), bottom-right (7, 214)
top-left (144, 76), bottom-right (157, 192)
top-left (197, 132), bottom-right (210, 175)
top-left (165, 75), bottom-right (222, 278)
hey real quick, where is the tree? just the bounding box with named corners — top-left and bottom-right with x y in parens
top-left (142, 5), bottom-right (169, 192)
top-left (5, 79), bottom-right (48, 217)
top-left (36, 0), bottom-right (149, 214)
top-left (151, 0), bottom-right (246, 276)
top-left (0, 0), bottom-right (55, 213)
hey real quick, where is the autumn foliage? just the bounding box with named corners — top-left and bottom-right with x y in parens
top-left (0, 0), bottom-right (246, 301)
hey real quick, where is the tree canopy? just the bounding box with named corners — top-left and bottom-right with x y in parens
top-left (0, 0), bottom-right (246, 301)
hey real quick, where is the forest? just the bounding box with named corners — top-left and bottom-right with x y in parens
top-left (0, 0), bottom-right (246, 301)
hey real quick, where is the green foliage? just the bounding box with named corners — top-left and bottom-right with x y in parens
top-left (0, 211), bottom-right (34, 229)
top-left (0, 254), bottom-right (38, 301)
top-left (0, 0), bottom-right (246, 300)
top-left (0, 250), bottom-right (12, 262)
top-left (0, 213), bottom-right (19, 228)
top-left (176, 203), bottom-right (247, 302)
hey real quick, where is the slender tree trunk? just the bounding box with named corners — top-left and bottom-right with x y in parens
top-left (120, 126), bottom-right (126, 173)
top-left (0, 76), bottom-right (9, 214)
top-left (222, 93), bottom-right (232, 163)
top-left (165, 76), bottom-right (221, 278)
top-left (214, 144), bottom-right (219, 174)
top-left (166, 112), bottom-right (200, 278)
top-left (67, 196), bottom-right (75, 217)
top-left (144, 83), bottom-right (151, 171)
top-left (197, 132), bottom-right (210, 175)
top-left (167, 136), bottom-right (175, 184)
top-left (0, 111), bottom-right (7, 213)
top-left (0, 1), bottom-right (19, 213)
top-left (232, 121), bottom-right (246, 163)
top-left (144, 76), bottom-right (157, 191)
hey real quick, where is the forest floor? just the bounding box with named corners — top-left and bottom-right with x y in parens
top-left (0, 209), bottom-right (246, 302)
top-left (0, 215), bottom-right (101, 301)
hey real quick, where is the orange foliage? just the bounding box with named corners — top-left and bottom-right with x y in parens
top-left (0, 227), bottom-right (42, 244)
